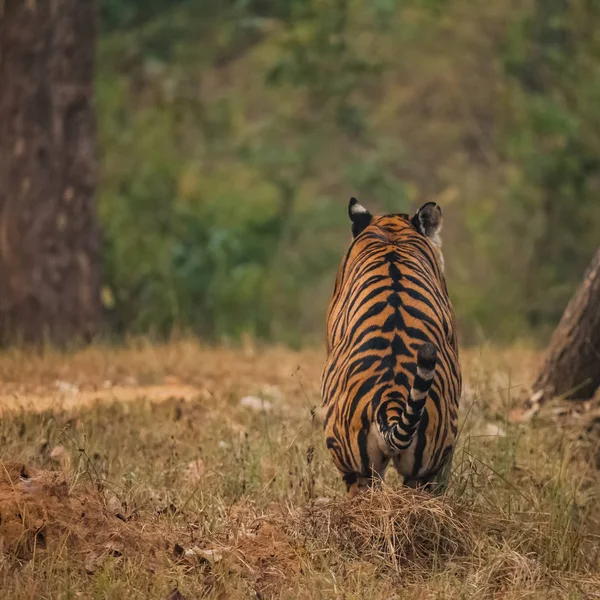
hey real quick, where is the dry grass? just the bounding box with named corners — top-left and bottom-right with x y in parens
top-left (0, 340), bottom-right (599, 599)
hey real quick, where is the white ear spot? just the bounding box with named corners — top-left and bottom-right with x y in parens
top-left (350, 202), bottom-right (368, 215)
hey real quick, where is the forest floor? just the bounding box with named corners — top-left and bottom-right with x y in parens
top-left (0, 340), bottom-right (599, 599)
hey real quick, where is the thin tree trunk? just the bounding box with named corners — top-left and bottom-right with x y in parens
top-left (532, 246), bottom-right (600, 402)
top-left (0, 0), bottom-right (100, 346)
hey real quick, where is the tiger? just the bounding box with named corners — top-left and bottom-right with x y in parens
top-left (321, 198), bottom-right (462, 496)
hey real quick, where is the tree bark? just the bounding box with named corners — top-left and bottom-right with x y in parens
top-left (0, 0), bottom-right (100, 346)
top-left (532, 246), bottom-right (600, 402)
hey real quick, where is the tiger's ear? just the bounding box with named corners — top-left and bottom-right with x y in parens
top-left (348, 197), bottom-right (372, 238)
top-left (411, 202), bottom-right (442, 246)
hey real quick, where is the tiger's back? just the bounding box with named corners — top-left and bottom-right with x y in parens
top-left (321, 199), bottom-right (461, 495)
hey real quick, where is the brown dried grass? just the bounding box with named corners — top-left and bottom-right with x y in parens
top-left (0, 340), bottom-right (598, 599)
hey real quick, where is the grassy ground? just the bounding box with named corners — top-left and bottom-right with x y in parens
top-left (0, 340), bottom-right (599, 599)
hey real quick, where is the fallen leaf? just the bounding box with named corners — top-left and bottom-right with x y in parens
top-left (314, 496), bottom-right (332, 507)
top-left (165, 588), bottom-right (186, 600)
top-left (84, 552), bottom-right (106, 575)
top-left (50, 445), bottom-right (67, 461)
top-left (54, 381), bottom-right (79, 395)
top-left (105, 491), bottom-right (123, 515)
top-left (240, 396), bottom-right (272, 412)
top-left (184, 458), bottom-right (205, 482)
top-left (184, 547), bottom-right (223, 563)
top-left (103, 541), bottom-right (123, 557)
top-left (483, 423), bottom-right (506, 437)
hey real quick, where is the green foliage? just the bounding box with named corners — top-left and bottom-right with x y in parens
top-left (99, 0), bottom-right (193, 32)
top-left (96, 0), bottom-right (600, 344)
top-left (500, 0), bottom-right (600, 329)
top-left (96, 0), bottom-right (404, 342)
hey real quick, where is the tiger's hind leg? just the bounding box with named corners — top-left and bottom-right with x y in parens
top-left (342, 458), bottom-right (390, 497)
top-left (343, 472), bottom-right (360, 497)
top-left (402, 448), bottom-right (454, 495)
top-left (343, 472), bottom-right (372, 497)
top-left (345, 475), bottom-right (380, 497)
top-left (430, 447), bottom-right (454, 492)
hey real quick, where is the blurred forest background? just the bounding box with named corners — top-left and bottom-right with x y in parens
top-left (95, 0), bottom-right (600, 346)
top-left (35, 0), bottom-right (600, 345)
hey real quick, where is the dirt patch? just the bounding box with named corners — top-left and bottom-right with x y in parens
top-left (0, 461), bottom-right (301, 591)
top-left (0, 461), bottom-right (169, 569)
top-left (231, 520), bottom-right (301, 594)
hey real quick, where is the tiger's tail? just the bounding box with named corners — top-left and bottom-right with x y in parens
top-left (376, 343), bottom-right (437, 452)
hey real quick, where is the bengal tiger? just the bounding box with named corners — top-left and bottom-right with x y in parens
top-left (321, 198), bottom-right (461, 496)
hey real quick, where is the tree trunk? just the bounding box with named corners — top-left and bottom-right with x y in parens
top-left (532, 246), bottom-right (600, 402)
top-left (0, 0), bottom-right (100, 346)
